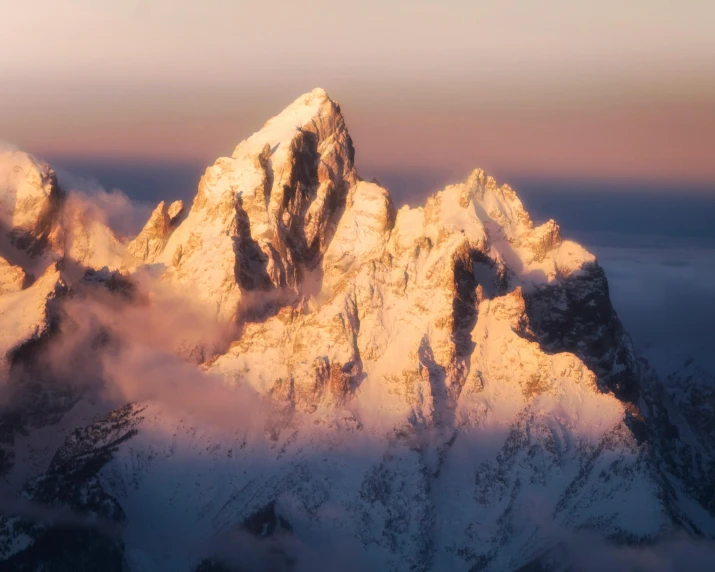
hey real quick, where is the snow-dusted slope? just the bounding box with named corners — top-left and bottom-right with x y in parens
top-left (0, 90), bottom-right (714, 572)
top-left (0, 263), bottom-right (66, 383)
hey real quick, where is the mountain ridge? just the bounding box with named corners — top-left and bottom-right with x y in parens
top-left (0, 89), bottom-right (713, 571)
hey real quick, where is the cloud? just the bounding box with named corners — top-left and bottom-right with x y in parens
top-left (521, 495), bottom-right (715, 572)
top-left (20, 275), bottom-right (278, 435)
top-left (587, 242), bottom-right (715, 374)
top-left (554, 530), bottom-right (715, 572)
top-left (204, 527), bottom-right (370, 572)
top-left (660, 259), bottom-right (690, 268)
top-left (54, 167), bottom-right (152, 237)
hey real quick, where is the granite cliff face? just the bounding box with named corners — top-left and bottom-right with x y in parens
top-left (0, 91), bottom-right (714, 571)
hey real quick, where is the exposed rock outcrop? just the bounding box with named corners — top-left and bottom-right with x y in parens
top-left (0, 263), bottom-right (66, 382)
top-left (123, 199), bottom-right (184, 268)
top-left (0, 256), bottom-right (29, 295)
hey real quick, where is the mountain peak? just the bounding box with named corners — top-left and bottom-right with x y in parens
top-left (231, 86), bottom-right (338, 161)
top-left (154, 88), bottom-right (358, 320)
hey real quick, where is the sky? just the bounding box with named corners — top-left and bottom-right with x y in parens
top-left (1, 0), bottom-right (714, 186)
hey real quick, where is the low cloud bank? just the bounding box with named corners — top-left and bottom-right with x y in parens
top-left (589, 242), bottom-right (715, 374)
top-left (519, 496), bottom-right (715, 572)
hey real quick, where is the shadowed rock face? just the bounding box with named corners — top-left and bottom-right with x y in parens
top-left (1, 89), bottom-right (714, 571)
top-left (522, 262), bottom-right (640, 402)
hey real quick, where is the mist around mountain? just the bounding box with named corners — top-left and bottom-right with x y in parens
top-left (1, 89), bottom-right (714, 571)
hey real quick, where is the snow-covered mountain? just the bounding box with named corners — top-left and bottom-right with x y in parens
top-left (0, 89), bottom-right (714, 571)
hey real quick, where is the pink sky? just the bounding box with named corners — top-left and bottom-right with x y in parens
top-left (2, 1), bottom-right (714, 185)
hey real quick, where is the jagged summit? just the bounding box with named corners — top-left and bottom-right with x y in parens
top-left (231, 87), bottom-right (336, 163)
top-left (153, 87), bottom-right (358, 320)
top-left (134, 88), bottom-right (574, 326)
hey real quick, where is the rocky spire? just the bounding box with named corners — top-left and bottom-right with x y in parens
top-left (123, 199), bottom-right (184, 269)
top-left (152, 88), bottom-right (359, 321)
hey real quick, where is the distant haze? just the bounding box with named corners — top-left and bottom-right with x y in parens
top-left (1, 0), bottom-right (714, 186)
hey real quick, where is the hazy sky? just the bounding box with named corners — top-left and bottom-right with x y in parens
top-left (2, 0), bottom-right (714, 184)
